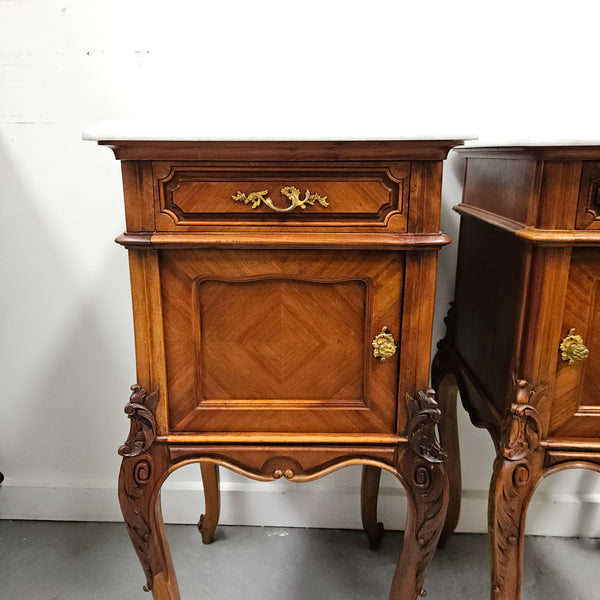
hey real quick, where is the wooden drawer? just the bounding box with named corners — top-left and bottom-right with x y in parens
top-left (159, 248), bottom-right (403, 434)
top-left (576, 162), bottom-right (600, 230)
top-left (153, 162), bottom-right (409, 232)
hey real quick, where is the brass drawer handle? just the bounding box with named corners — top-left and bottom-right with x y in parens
top-left (372, 327), bottom-right (397, 362)
top-left (560, 328), bottom-right (590, 364)
top-left (233, 186), bottom-right (329, 213)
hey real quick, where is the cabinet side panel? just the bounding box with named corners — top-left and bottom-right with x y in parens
top-left (454, 216), bottom-right (527, 415)
top-left (121, 161), bottom-right (155, 231)
top-left (462, 158), bottom-right (539, 225)
top-left (408, 161), bottom-right (442, 233)
top-left (535, 161), bottom-right (581, 230)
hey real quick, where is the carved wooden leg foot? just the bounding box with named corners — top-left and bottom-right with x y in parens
top-left (198, 462), bottom-right (220, 544)
top-left (118, 444), bottom-right (180, 599)
top-left (488, 454), bottom-right (542, 600)
top-left (361, 465), bottom-right (385, 551)
top-left (118, 386), bottom-right (179, 599)
top-left (435, 373), bottom-right (462, 547)
top-left (390, 457), bottom-right (448, 600)
top-left (489, 378), bottom-right (546, 600)
top-left (388, 390), bottom-right (449, 600)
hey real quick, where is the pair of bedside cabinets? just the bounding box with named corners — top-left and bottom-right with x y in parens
top-left (88, 130), bottom-right (599, 600)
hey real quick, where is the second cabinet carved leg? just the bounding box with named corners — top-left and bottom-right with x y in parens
top-left (198, 462), bottom-right (220, 544)
top-left (488, 454), bottom-right (543, 600)
top-left (361, 465), bottom-right (385, 550)
top-left (435, 373), bottom-right (462, 546)
top-left (118, 443), bottom-right (180, 600)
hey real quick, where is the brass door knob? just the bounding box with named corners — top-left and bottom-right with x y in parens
top-left (560, 329), bottom-right (590, 364)
top-left (372, 327), bottom-right (397, 362)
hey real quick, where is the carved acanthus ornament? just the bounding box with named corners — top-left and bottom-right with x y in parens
top-left (501, 378), bottom-right (546, 461)
top-left (119, 385), bottom-right (159, 458)
top-left (406, 388), bottom-right (447, 464)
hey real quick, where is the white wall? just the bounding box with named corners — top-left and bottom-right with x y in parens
top-left (1, 0), bottom-right (599, 536)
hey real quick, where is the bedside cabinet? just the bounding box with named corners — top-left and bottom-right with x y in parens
top-left (432, 145), bottom-right (600, 600)
top-left (87, 128), bottom-right (466, 600)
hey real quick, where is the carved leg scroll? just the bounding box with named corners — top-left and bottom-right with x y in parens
top-left (488, 379), bottom-right (546, 600)
top-left (198, 462), bottom-right (220, 544)
top-left (389, 389), bottom-right (448, 600)
top-left (118, 386), bottom-right (180, 599)
top-left (361, 465), bottom-right (385, 551)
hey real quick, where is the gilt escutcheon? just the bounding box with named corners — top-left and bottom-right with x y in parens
top-left (560, 328), bottom-right (589, 364)
top-left (372, 327), bottom-right (397, 362)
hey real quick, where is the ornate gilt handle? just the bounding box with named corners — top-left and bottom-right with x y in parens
top-left (233, 186), bottom-right (329, 213)
top-left (372, 327), bottom-right (397, 362)
top-left (560, 328), bottom-right (590, 364)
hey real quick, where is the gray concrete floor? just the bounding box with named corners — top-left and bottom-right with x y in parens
top-left (0, 521), bottom-right (597, 599)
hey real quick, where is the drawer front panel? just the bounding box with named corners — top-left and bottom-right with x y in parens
top-left (153, 163), bottom-right (408, 232)
top-left (160, 249), bottom-right (403, 434)
top-left (551, 248), bottom-right (600, 437)
top-left (576, 162), bottom-right (600, 229)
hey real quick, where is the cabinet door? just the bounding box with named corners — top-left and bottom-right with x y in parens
top-left (550, 248), bottom-right (600, 437)
top-left (160, 249), bottom-right (402, 434)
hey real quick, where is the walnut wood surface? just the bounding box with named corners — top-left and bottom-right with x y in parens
top-left (433, 148), bottom-right (600, 600)
top-left (101, 139), bottom-right (462, 599)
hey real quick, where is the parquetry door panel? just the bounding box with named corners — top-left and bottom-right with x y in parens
top-left (160, 249), bottom-right (403, 434)
top-left (551, 248), bottom-right (600, 437)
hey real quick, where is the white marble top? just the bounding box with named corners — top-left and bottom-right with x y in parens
top-left (460, 139), bottom-right (600, 148)
top-left (82, 121), bottom-right (475, 142)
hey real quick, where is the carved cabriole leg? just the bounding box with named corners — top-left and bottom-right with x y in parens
top-left (361, 465), bottom-right (385, 551)
top-left (198, 462), bottom-right (220, 544)
top-left (118, 386), bottom-right (180, 599)
top-left (488, 378), bottom-right (547, 600)
top-left (488, 453), bottom-right (543, 600)
top-left (431, 303), bottom-right (461, 546)
top-left (119, 445), bottom-right (179, 599)
top-left (389, 389), bottom-right (448, 600)
top-left (435, 373), bottom-right (461, 546)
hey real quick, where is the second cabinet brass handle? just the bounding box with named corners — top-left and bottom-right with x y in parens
top-left (560, 328), bottom-right (590, 364)
top-left (233, 186), bottom-right (329, 213)
top-left (372, 327), bottom-right (397, 362)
